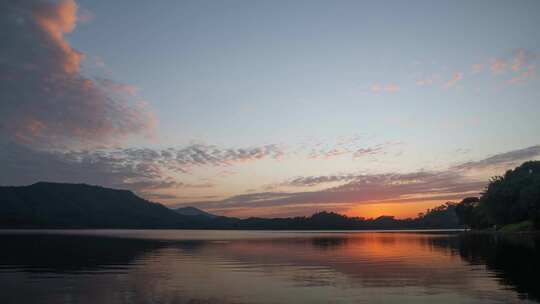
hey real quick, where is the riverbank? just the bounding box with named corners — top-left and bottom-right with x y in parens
top-left (463, 221), bottom-right (539, 234)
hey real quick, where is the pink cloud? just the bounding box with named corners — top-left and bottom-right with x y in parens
top-left (511, 49), bottom-right (527, 72)
top-left (33, 0), bottom-right (82, 74)
top-left (471, 63), bottom-right (484, 74)
top-left (507, 64), bottom-right (536, 84)
top-left (384, 83), bottom-right (400, 92)
top-left (183, 145), bottom-right (540, 217)
top-left (444, 72), bottom-right (464, 88)
top-left (309, 148), bottom-right (349, 159)
top-left (370, 83), bottom-right (382, 92)
top-left (1, 0), bottom-right (156, 149)
top-left (491, 58), bottom-right (507, 74)
top-left (416, 78), bottom-right (434, 86)
top-left (370, 83), bottom-right (399, 93)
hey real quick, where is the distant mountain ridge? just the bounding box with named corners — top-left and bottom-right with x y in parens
top-left (0, 182), bottom-right (462, 230)
top-left (175, 206), bottom-right (217, 218)
top-left (0, 182), bottom-right (198, 228)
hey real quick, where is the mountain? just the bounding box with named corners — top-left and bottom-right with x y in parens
top-left (175, 206), bottom-right (217, 218)
top-left (0, 182), bottom-right (462, 230)
top-left (0, 182), bottom-right (201, 228)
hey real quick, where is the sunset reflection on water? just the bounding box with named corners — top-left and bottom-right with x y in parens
top-left (0, 230), bottom-right (538, 304)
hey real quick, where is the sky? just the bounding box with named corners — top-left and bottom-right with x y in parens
top-left (1, 0), bottom-right (540, 218)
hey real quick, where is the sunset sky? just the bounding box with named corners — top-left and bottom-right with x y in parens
top-left (1, 0), bottom-right (540, 218)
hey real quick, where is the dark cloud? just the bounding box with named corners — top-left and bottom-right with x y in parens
top-left (308, 148), bottom-right (350, 159)
top-left (0, 0), bottom-right (155, 148)
top-left (353, 145), bottom-right (388, 158)
top-left (62, 143), bottom-right (285, 177)
top-left (185, 171), bottom-right (484, 212)
top-left (0, 141), bottom-right (170, 194)
top-left (183, 145), bottom-right (540, 216)
top-left (3, 139), bottom-right (538, 214)
top-left (169, 144), bottom-right (284, 168)
top-left (283, 171), bottom-right (470, 190)
top-left (0, 140), bottom-right (281, 195)
top-left (0, 140), bottom-right (221, 202)
top-left (307, 141), bottom-right (399, 160)
top-left (285, 175), bottom-right (357, 187)
top-left (453, 145), bottom-right (540, 171)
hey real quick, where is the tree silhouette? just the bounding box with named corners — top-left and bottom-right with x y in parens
top-left (456, 161), bottom-right (540, 230)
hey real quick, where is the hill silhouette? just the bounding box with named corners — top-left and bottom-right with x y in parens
top-left (0, 182), bottom-right (196, 228)
top-left (0, 182), bottom-right (461, 229)
top-left (175, 206), bottom-right (217, 218)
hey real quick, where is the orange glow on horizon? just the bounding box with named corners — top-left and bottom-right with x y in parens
top-left (345, 200), bottom-right (447, 219)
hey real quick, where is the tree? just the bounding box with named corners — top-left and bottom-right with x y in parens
top-left (454, 197), bottom-right (479, 228)
top-left (479, 161), bottom-right (540, 228)
top-left (417, 202), bottom-right (459, 228)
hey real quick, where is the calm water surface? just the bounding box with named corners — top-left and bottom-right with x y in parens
top-left (0, 230), bottom-right (538, 304)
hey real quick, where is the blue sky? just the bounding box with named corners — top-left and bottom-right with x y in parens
top-left (72, 0), bottom-right (540, 148)
top-left (1, 0), bottom-right (540, 217)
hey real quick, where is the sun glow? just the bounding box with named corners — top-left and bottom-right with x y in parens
top-left (345, 200), bottom-right (448, 219)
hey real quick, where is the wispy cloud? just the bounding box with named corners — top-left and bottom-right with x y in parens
top-left (284, 174), bottom-right (358, 187)
top-left (0, 140), bottom-right (284, 194)
top-left (452, 145), bottom-right (540, 171)
top-left (182, 145), bottom-right (540, 217)
top-left (308, 148), bottom-right (350, 159)
top-left (471, 63), bottom-right (485, 74)
top-left (308, 141), bottom-right (398, 160)
top-left (511, 49), bottom-right (526, 71)
top-left (507, 64), bottom-right (536, 84)
top-left (444, 72), bottom-right (464, 88)
top-left (415, 77), bottom-right (436, 86)
top-left (490, 58), bottom-right (507, 74)
top-left (0, 130), bottom-right (400, 201)
top-left (367, 50), bottom-right (538, 93)
top-left (66, 143), bottom-right (286, 176)
top-left (353, 143), bottom-right (395, 159)
top-left (182, 170), bottom-right (485, 217)
top-left (486, 49), bottom-right (537, 79)
top-left (370, 83), bottom-right (400, 93)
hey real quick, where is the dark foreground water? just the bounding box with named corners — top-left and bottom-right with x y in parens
top-left (0, 230), bottom-right (539, 304)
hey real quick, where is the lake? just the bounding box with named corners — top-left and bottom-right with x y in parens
top-left (0, 230), bottom-right (538, 304)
